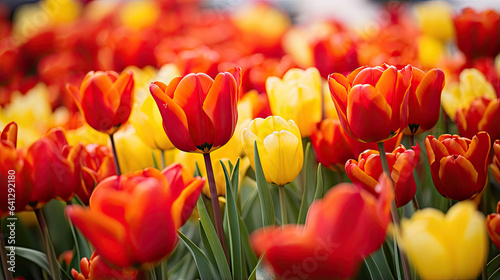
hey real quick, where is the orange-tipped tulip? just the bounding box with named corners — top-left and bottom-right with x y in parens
top-left (310, 118), bottom-right (353, 172)
top-left (67, 164), bottom-right (204, 268)
top-left (455, 97), bottom-right (500, 142)
top-left (150, 68), bottom-right (241, 153)
top-left (345, 144), bottom-right (420, 207)
top-left (251, 174), bottom-right (392, 279)
top-left (66, 70), bottom-right (134, 135)
top-left (71, 252), bottom-right (145, 280)
top-left (425, 132), bottom-right (491, 201)
top-left (404, 67), bottom-right (445, 135)
top-left (487, 201), bottom-right (500, 251)
top-left (328, 64), bottom-right (411, 143)
top-left (491, 140), bottom-right (500, 184)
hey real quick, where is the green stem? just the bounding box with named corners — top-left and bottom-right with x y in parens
top-left (35, 208), bottom-right (62, 280)
top-left (110, 134), bottom-right (121, 176)
top-left (161, 261), bottom-right (168, 280)
top-left (279, 186), bottom-right (287, 225)
top-left (0, 219), bottom-right (13, 280)
top-left (161, 150), bottom-right (166, 169)
top-left (377, 142), bottom-right (412, 280)
top-left (203, 153), bottom-right (229, 263)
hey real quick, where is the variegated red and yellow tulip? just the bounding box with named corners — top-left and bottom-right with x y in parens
top-left (455, 97), bottom-right (500, 142)
top-left (150, 68), bottom-right (241, 153)
top-left (328, 64), bottom-right (411, 143)
top-left (67, 164), bottom-right (204, 268)
top-left (66, 70), bottom-right (134, 135)
top-left (425, 132), bottom-right (490, 201)
top-left (345, 144), bottom-right (420, 207)
top-left (486, 201), bottom-right (500, 251)
top-left (71, 252), bottom-right (146, 280)
top-left (404, 67), bottom-right (445, 135)
top-left (251, 174), bottom-right (393, 279)
top-left (491, 140), bottom-right (500, 184)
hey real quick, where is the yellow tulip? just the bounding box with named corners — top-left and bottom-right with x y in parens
top-left (414, 1), bottom-right (455, 42)
top-left (241, 116), bottom-right (303, 186)
top-left (441, 68), bottom-right (496, 120)
top-left (401, 201), bottom-right (488, 280)
top-left (418, 35), bottom-right (446, 68)
top-left (266, 68), bottom-right (322, 137)
top-left (119, 0), bottom-right (160, 30)
top-left (66, 124), bottom-right (108, 146)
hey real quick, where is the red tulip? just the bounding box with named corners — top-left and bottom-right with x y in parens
top-left (425, 132), bottom-right (490, 200)
top-left (487, 201), bottom-right (500, 251)
top-left (251, 174), bottom-right (392, 279)
top-left (150, 68), bottom-right (241, 153)
top-left (67, 164), bottom-right (204, 268)
top-left (345, 144), bottom-right (420, 207)
top-left (404, 67), bottom-right (445, 135)
top-left (455, 97), bottom-right (500, 142)
top-left (328, 64), bottom-right (411, 143)
top-left (71, 252), bottom-right (146, 280)
top-left (453, 8), bottom-right (500, 61)
top-left (491, 140), bottom-right (500, 184)
top-left (66, 70), bottom-right (134, 135)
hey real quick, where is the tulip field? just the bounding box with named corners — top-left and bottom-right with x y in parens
top-left (2, 0), bottom-right (500, 279)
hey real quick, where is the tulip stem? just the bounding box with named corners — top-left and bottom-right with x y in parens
top-left (0, 219), bottom-right (13, 280)
top-left (407, 135), bottom-right (421, 211)
top-left (35, 208), bottom-right (62, 280)
top-left (203, 153), bottom-right (229, 263)
top-left (279, 186), bottom-right (287, 225)
top-left (110, 134), bottom-right (121, 176)
top-left (161, 150), bottom-right (166, 169)
top-left (377, 142), bottom-right (412, 280)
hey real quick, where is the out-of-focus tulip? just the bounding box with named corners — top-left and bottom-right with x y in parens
top-left (401, 201), bottom-right (488, 280)
top-left (251, 174), bottom-right (393, 279)
top-left (71, 252), bottom-right (145, 280)
top-left (425, 132), bottom-right (490, 201)
top-left (238, 90), bottom-right (271, 120)
top-left (150, 68), bottom-right (241, 154)
top-left (414, 1), bottom-right (455, 42)
top-left (404, 67), bottom-right (445, 135)
top-left (453, 8), bottom-right (500, 61)
top-left (346, 144), bottom-right (420, 207)
top-left (67, 164), bottom-right (204, 268)
top-left (119, 0), bottom-right (160, 30)
top-left (328, 64), bottom-right (411, 143)
top-left (442, 68), bottom-right (497, 120)
top-left (175, 46), bottom-right (220, 78)
top-left (78, 144), bottom-right (116, 205)
top-left (486, 201), bottom-right (500, 251)
top-left (0, 123), bottom-right (32, 217)
top-left (25, 128), bottom-right (83, 209)
top-left (491, 140), bottom-right (500, 183)
top-left (266, 67), bottom-right (322, 137)
top-left (66, 70), bottom-right (134, 135)
top-left (310, 118), bottom-right (353, 172)
top-left (455, 97), bottom-right (500, 142)
top-left (242, 116), bottom-right (303, 186)
top-left (417, 35), bottom-right (447, 68)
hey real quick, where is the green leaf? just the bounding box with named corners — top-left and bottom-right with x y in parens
top-left (487, 253), bottom-right (500, 278)
top-left (297, 161), bottom-right (323, 224)
top-left (253, 141), bottom-right (275, 227)
top-left (313, 164), bottom-right (324, 202)
top-left (239, 216), bottom-right (258, 273)
top-left (9, 246), bottom-right (51, 276)
top-left (372, 246), bottom-right (395, 280)
top-left (197, 197), bottom-right (232, 279)
top-left (364, 254), bottom-right (384, 280)
top-left (248, 255), bottom-right (264, 280)
top-left (222, 160), bottom-right (243, 280)
top-left (152, 151), bottom-right (159, 170)
top-left (177, 231), bottom-right (218, 280)
top-left (68, 200), bottom-right (92, 273)
top-left (230, 158), bottom-right (240, 208)
top-left (199, 221), bottom-right (218, 274)
top-left (194, 161), bottom-right (202, 177)
top-left (393, 236), bottom-right (402, 280)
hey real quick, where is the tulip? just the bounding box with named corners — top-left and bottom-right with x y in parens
top-left (453, 8), bottom-right (500, 61)
top-left (414, 1), bottom-right (455, 43)
top-left (241, 116), bottom-right (303, 186)
top-left (251, 174), bottom-right (393, 279)
top-left (425, 132), bottom-right (490, 201)
top-left (401, 201), bottom-right (488, 280)
top-left (67, 164), bottom-right (204, 268)
top-left (66, 70), bottom-right (134, 135)
top-left (345, 144), bottom-right (420, 207)
top-left (347, 132), bottom-right (403, 160)
top-left (150, 68), bottom-right (241, 154)
top-left (328, 64), bottom-right (411, 143)
top-left (310, 118), bottom-right (353, 172)
top-left (455, 97), bottom-right (500, 142)
top-left (403, 67), bottom-right (445, 135)
top-left (442, 69), bottom-right (497, 121)
top-left (71, 252), bottom-right (145, 280)
top-left (491, 140), bottom-right (500, 184)
top-left (266, 67), bottom-right (322, 137)
top-left (486, 201), bottom-right (500, 251)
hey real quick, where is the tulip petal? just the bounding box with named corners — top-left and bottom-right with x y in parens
top-left (80, 75), bottom-right (116, 133)
top-left (171, 177), bottom-right (204, 229)
top-left (438, 156), bottom-right (478, 200)
top-left (111, 71), bottom-right (134, 126)
top-left (345, 160), bottom-right (379, 195)
top-left (414, 69), bottom-right (445, 132)
top-left (1, 122), bottom-right (17, 147)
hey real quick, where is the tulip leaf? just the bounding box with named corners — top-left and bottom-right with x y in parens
top-left (253, 141), bottom-right (275, 227)
top-left (196, 196), bottom-right (232, 279)
top-left (222, 160), bottom-right (243, 280)
top-left (239, 216), bottom-right (258, 272)
top-left (248, 255), bottom-right (264, 280)
top-left (68, 199), bottom-right (92, 267)
top-left (364, 255), bottom-right (384, 280)
top-left (230, 158), bottom-right (240, 207)
top-left (177, 231), bottom-right (218, 280)
top-left (198, 221), bottom-right (218, 274)
top-left (297, 161), bottom-right (323, 224)
top-left (8, 246), bottom-right (51, 277)
top-left (487, 253), bottom-right (500, 278)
